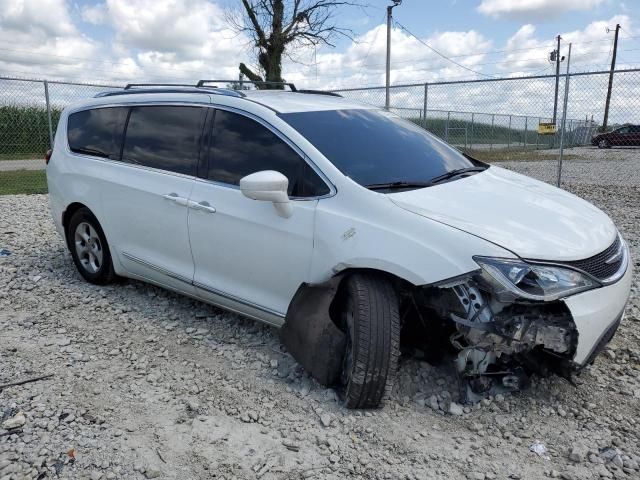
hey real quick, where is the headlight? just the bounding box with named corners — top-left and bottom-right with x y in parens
top-left (474, 256), bottom-right (598, 301)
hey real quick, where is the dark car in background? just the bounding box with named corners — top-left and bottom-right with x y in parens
top-left (592, 124), bottom-right (640, 148)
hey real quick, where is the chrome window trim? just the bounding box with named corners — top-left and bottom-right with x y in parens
top-left (65, 149), bottom-right (198, 181)
top-left (65, 102), bottom-right (210, 180)
top-left (64, 100), bottom-right (337, 199)
top-left (198, 104), bottom-right (337, 200)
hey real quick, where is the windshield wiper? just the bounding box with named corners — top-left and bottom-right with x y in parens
top-left (365, 181), bottom-right (433, 191)
top-left (427, 166), bottom-right (487, 185)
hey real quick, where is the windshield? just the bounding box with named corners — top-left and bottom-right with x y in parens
top-left (280, 108), bottom-right (478, 188)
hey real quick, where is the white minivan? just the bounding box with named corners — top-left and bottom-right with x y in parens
top-left (47, 81), bottom-right (632, 408)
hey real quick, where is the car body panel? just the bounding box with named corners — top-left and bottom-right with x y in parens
top-left (389, 166), bottom-right (617, 261)
top-left (565, 260), bottom-right (632, 364)
top-left (188, 179), bottom-right (318, 321)
top-left (309, 180), bottom-right (517, 287)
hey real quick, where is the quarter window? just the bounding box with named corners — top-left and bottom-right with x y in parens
top-left (67, 107), bottom-right (128, 160)
top-left (208, 110), bottom-right (329, 197)
top-left (122, 106), bottom-right (205, 176)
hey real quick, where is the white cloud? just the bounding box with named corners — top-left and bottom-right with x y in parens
top-left (1, 0), bottom-right (76, 36)
top-left (478, 0), bottom-right (605, 20)
top-left (81, 3), bottom-right (107, 25)
top-left (499, 15), bottom-right (634, 76)
top-left (290, 25), bottom-right (494, 90)
top-left (0, 0), bottom-right (98, 81)
top-left (0, 0), bottom-right (635, 114)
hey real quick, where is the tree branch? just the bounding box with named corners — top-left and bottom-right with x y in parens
top-left (239, 63), bottom-right (264, 83)
top-left (241, 0), bottom-right (268, 47)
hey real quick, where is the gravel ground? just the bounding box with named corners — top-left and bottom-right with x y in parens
top-left (501, 147), bottom-right (640, 186)
top-left (1, 186), bottom-right (639, 480)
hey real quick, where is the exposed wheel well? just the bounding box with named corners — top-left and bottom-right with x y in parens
top-left (328, 268), bottom-right (413, 329)
top-left (62, 203), bottom-right (91, 249)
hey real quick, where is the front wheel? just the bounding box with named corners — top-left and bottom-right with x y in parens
top-left (339, 273), bottom-right (400, 409)
top-left (598, 139), bottom-right (611, 149)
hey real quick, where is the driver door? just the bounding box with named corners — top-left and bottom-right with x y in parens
top-left (187, 108), bottom-right (330, 324)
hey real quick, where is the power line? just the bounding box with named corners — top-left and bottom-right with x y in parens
top-left (392, 19), bottom-right (495, 78)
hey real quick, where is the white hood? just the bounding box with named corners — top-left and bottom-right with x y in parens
top-left (389, 166), bottom-right (616, 261)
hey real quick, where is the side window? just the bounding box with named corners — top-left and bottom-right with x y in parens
top-left (122, 106), bottom-right (205, 176)
top-left (67, 107), bottom-right (128, 160)
top-left (208, 110), bottom-right (329, 197)
top-left (617, 127), bottom-right (630, 134)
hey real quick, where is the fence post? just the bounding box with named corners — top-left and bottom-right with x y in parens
top-left (536, 117), bottom-right (540, 150)
top-left (524, 117), bottom-right (528, 148)
top-left (507, 115), bottom-right (512, 150)
top-left (490, 114), bottom-right (495, 151)
top-left (44, 80), bottom-right (54, 148)
top-left (445, 111), bottom-right (450, 142)
top-left (557, 43), bottom-right (572, 188)
top-left (422, 83), bottom-right (428, 130)
top-left (470, 113), bottom-right (475, 149)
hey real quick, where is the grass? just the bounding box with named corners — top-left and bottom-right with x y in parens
top-left (468, 148), bottom-right (580, 163)
top-left (0, 169), bottom-right (48, 195)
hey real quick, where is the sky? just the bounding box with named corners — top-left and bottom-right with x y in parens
top-left (0, 0), bottom-right (638, 90)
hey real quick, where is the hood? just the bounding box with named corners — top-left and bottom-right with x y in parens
top-left (389, 166), bottom-right (616, 261)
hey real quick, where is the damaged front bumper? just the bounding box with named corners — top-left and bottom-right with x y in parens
top-left (440, 257), bottom-right (632, 403)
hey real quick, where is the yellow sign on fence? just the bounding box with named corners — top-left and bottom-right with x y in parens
top-left (538, 122), bottom-right (557, 135)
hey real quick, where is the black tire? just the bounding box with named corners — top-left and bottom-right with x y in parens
top-left (598, 139), bottom-right (611, 149)
top-left (66, 208), bottom-right (116, 285)
top-left (339, 273), bottom-right (400, 409)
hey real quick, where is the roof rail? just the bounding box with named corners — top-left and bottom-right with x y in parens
top-left (95, 87), bottom-right (244, 98)
top-left (197, 79), bottom-right (297, 91)
top-left (297, 89), bottom-right (342, 97)
top-left (124, 83), bottom-right (194, 89)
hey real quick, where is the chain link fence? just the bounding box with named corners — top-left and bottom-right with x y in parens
top-left (334, 68), bottom-right (640, 187)
top-left (0, 69), bottom-right (639, 194)
top-left (0, 77), bottom-right (119, 194)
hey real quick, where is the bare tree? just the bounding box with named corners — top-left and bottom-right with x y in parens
top-left (230, 0), bottom-right (358, 87)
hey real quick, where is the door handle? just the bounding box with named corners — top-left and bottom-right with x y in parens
top-left (188, 200), bottom-right (216, 214)
top-left (162, 193), bottom-right (189, 206)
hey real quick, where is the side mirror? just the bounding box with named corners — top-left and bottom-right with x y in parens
top-left (240, 170), bottom-right (293, 218)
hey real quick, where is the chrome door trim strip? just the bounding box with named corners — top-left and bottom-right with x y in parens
top-left (121, 251), bottom-right (286, 320)
top-left (121, 252), bottom-right (193, 285)
top-left (193, 281), bottom-right (286, 319)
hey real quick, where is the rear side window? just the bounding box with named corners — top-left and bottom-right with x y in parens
top-left (67, 107), bottom-right (128, 160)
top-left (208, 109), bottom-right (329, 197)
top-left (122, 106), bottom-right (205, 176)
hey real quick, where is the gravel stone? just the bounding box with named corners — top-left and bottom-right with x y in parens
top-left (0, 170), bottom-right (639, 479)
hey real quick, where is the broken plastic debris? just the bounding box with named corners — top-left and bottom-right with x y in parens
top-left (0, 248), bottom-right (10, 257)
top-left (530, 440), bottom-right (549, 459)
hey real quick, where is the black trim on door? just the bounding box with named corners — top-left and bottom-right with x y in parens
top-left (197, 108), bottom-right (215, 179)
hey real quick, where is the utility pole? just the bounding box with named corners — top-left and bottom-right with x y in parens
top-left (602, 23), bottom-right (620, 130)
top-left (557, 43), bottom-right (572, 187)
top-left (385, 0), bottom-right (402, 110)
top-left (551, 35), bottom-right (562, 125)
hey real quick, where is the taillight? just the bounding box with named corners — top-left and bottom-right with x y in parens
top-left (45, 149), bottom-right (52, 165)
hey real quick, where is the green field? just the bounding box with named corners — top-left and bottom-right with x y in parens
top-left (0, 105), bottom-right (60, 157)
top-left (407, 116), bottom-right (554, 147)
top-left (0, 170), bottom-right (48, 195)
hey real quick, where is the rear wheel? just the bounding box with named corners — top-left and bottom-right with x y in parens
top-left (67, 208), bottom-right (116, 285)
top-left (598, 139), bottom-right (611, 149)
top-left (339, 273), bottom-right (400, 409)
